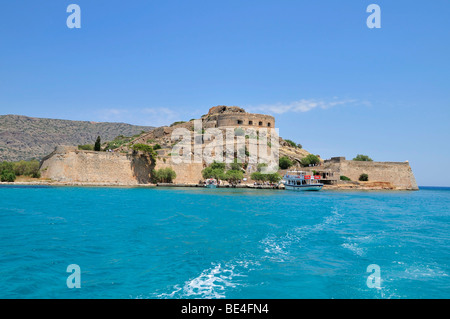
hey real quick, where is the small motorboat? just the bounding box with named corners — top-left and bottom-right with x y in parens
top-left (204, 178), bottom-right (218, 188)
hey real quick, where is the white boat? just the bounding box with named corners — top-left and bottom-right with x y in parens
top-left (205, 178), bottom-right (218, 188)
top-left (282, 171), bottom-right (323, 191)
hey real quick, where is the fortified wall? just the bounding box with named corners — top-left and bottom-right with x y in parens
top-left (40, 146), bottom-right (203, 185)
top-left (323, 157), bottom-right (418, 190)
top-left (202, 105), bottom-right (275, 129)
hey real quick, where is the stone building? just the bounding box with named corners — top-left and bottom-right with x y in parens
top-left (202, 105), bottom-right (275, 129)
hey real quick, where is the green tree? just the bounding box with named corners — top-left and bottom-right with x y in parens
top-left (224, 170), bottom-right (243, 186)
top-left (202, 161), bottom-right (228, 181)
top-left (210, 161), bottom-right (226, 170)
top-left (230, 159), bottom-right (242, 171)
top-left (266, 173), bottom-right (282, 184)
top-left (94, 136), bottom-right (101, 151)
top-left (0, 161), bottom-right (14, 173)
top-left (353, 154), bottom-right (373, 162)
top-left (251, 171), bottom-right (266, 182)
top-left (251, 171), bottom-right (281, 184)
top-left (1, 170), bottom-right (16, 182)
top-left (300, 154), bottom-right (320, 166)
top-left (340, 175), bottom-right (351, 181)
top-left (202, 167), bottom-right (225, 180)
top-left (359, 173), bottom-right (369, 181)
top-left (13, 160), bottom-right (27, 176)
top-left (153, 168), bottom-right (177, 183)
top-left (279, 156), bottom-right (293, 169)
top-left (25, 160), bottom-right (40, 176)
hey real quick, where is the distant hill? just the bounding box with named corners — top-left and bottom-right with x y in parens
top-left (0, 115), bottom-right (154, 162)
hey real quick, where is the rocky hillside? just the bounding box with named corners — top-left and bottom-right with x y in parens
top-left (0, 115), bottom-right (154, 162)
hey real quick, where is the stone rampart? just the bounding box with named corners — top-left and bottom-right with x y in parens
top-left (323, 158), bottom-right (418, 190)
top-left (40, 147), bottom-right (204, 185)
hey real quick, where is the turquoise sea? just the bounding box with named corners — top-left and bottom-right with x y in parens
top-left (0, 185), bottom-right (449, 299)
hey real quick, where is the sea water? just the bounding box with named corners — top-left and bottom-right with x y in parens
top-left (0, 185), bottom-right (448, 299)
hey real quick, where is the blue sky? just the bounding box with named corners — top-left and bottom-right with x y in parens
top-left (0, 1), bottom-right (449, 186)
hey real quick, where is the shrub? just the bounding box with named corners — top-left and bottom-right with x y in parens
top-left (1, 170), bottom-right (16, 182)
top-left (257, 163), bottom-right (268, 172)
top-left (279, 156), bottom-right (293, 169)
top-left (210, 161), bottom-right (226, 170)
top-left (132, 143), bottom-right (154, 153)
top-left (353, 154), bottom-right (373, 161)
top-left (132, 144), bottom-right (157, 161)
top-left (230, 160), bottom-right (242, 171)
top-left (359, 173), bottom-right (369, 181)
top-left (300, 154), bottom-right (320, 166)
top-left (27, 160), bottom-right (39, 176)
top-left (0, 161), bottom-right (14, 173)
top-left (340, 175), bottom-right (351, 181)
top-left (297, 144), bottom-right (302, 149)
top-left (131, 131), bottom-right (147, 138)
top-left (104, 135), bottom-right (135, 150)
top-left (78, 144), bottom-right (94, 151)
top-left (10, 160), bottom-right (40, 177)
top-left (170, 121), bottom-right (186, 127)
top-left (153, 144), bottom-right (162, 150)
top-left (153, 168), bottom-right (177, 183)
top-left (13, 160), bottom-right (27, 176)
top-left (284, 139), bottom-right (297, 148)
top-left (32, 171), bottom-right (41, 179)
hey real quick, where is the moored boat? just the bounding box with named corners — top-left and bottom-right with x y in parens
top-left (282, 171), bottom-right (323, 191)
top-left (204, 178), bottom-right (218, 188)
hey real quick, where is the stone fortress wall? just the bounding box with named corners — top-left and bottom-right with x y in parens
top-left (323, 157), bottom-right (418, 190)
top-left (202, 105), bottom-right (275, 129)
top-left (40, 146), bottom-right (204, 185)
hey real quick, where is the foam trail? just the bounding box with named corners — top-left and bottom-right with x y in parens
top-left (156, 260), bottom-right (258, 299)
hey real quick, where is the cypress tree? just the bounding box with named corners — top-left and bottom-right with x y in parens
top-left (94, 136), bottom-right (101, 151)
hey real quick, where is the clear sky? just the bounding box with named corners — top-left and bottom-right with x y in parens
top-left (0, 1), bottom-right (449, 186)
